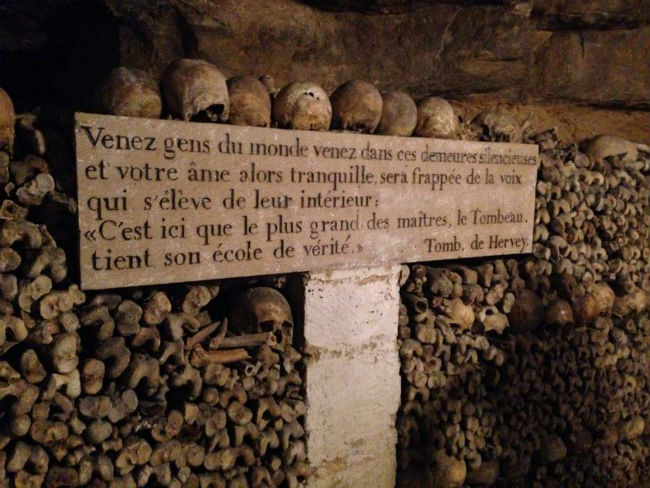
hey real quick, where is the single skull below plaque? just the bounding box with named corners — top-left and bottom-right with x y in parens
top-left (229, 287), bottom-right (294, 348)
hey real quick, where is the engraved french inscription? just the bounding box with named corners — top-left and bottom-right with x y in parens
top-left (75, 113), bottom-right (539, 290)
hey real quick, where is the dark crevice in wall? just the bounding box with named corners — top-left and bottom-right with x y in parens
top-left (0, 0), bottom-right (119, 113)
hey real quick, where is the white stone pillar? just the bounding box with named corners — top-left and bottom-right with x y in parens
top-left (304, 265), bottom-right (402, 488)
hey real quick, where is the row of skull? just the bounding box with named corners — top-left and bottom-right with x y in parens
top-left (91, 59), bottom-right (524, 142)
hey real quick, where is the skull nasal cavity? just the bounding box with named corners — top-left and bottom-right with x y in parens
top-left (273, 330), bottom-right (283, 343)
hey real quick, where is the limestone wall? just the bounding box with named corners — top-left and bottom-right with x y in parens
top-left (0, 0), bottom-right (648, 142)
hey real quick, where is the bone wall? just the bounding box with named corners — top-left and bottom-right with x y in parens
top-left (1, 4), bottom-right (649, 483)
top-left (0, 106), bottom-right (312, 487)
top-left (396, 125), bottom-right (650, 486)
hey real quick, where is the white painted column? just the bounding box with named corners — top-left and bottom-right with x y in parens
top-left (304, 265), bottom-right (402, 488)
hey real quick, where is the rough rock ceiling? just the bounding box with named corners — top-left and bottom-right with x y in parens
top-left (0, 0), bottom-right (648, 111)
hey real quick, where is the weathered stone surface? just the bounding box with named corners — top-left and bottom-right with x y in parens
top-left (531, 27), bottom-right (650, 108)
top-left (115, 0), bottom-right (463, 94)
top-left (0, 0), bottom-right (81, 51)
top-left (104, 1), bottom-right (544, 99)
top-left (532, 0), bottom-right (650, 28)
top-left (106, 1), bottom-right (185, 81)
top-left (425, 5), bottom-right (548, 97)
top-left (0, 0), bottom-right (648, 132)
top-left (302, 1), bottom-right (507, 14)
top-left (104, 0), bottom-right (648, 107)
top-left (305, 266), bottom-right (401, 487)
top-left (306, 0), bottom-right (650, 24)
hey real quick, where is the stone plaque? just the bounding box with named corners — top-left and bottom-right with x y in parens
top-left (75, 112), bottom-right (539, 290)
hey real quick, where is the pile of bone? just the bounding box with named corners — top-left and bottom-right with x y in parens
top-left (2, 283), bottom-right (309, 488)
top-left (0, 57), bottom-right (489, 488)
top-left (397, 124), bottom-right (650, 487)
top-left (88, 59), bottom-right (649, 488)
top-left (0, 87), bottom-right (309, 488)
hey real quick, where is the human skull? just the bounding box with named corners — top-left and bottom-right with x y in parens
top-left (613, 287), bottom-right (650, 317)
top-left (161, 58), bottom-right (229, 122)
top-left (619, 417), bottom-right (645, 441)
top-left (441, 298), bottom-right (475, 330)
top-left (96, 67), bottom-right (162, 119)
top-left (376, 90), bottom-right (417, 136)
top-left (466, 459), bottom-right (499, 486)
top-left (508, 289), bottom-right (544, 332)
top-left (414, 97), bottom-right (457, 139)
top-left (229, 287), bottom-right (293, 347)
top-left (545, 298), bottom-right (574, 326)
top-left (0, 87), bottom-right (15, 151)
top-left (583, 134), bottom-right (638, 167)
top-left (272, 81), bottom-right (331, 130)
top-left (227, 76), bottom-right (272, 127)
top-left (472, 110), bottom-right (522, 143)
top-left (330, 80), bottom-right (383, 133)
top-left (431, 449), bottom-right (466, 488)
top-left (259, 75), bottom-right (278, 97)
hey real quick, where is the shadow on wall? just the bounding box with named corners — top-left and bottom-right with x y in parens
top-left (0, 0), bottom-right (120, 112)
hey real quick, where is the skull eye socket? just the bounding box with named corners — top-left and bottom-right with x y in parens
top-left (192, 104), bottom-right (225, 122)
top-left (259, 320), bottom-right (276, 332)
